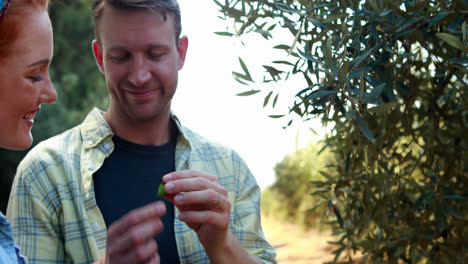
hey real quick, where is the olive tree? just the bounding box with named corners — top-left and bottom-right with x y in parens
top-left (214, 0), bottom-right (468, 262)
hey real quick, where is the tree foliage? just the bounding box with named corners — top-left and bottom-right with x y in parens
top-left (214, 0), bottom-right (468, 262)
top-left (262, 141), bottom-right (334, 229)
top-left (0, 0), bottom-right (106, 213)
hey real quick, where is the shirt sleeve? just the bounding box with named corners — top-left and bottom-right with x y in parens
top-left (230, 150), bottom-right (278, 264)
top-left (6, 151), bottom-right (67, 263)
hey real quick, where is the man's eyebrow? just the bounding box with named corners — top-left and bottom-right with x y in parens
top-left (108, 46), bottom-right (126, 51)
top-left (149, 44), bottom-right (168, 48)
top-left (28, 59), bottom-right (50, 67)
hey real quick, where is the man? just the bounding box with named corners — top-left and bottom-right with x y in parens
top-left (7, 0), bottom-right (277, 263)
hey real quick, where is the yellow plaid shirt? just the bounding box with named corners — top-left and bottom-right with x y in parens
top-left (7, 108), bottom-right (277, 264)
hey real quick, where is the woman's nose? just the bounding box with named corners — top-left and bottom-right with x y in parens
top-left (40, 79), bottom-right (57, 104)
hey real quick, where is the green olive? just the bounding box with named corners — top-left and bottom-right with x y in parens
top-left (158, 183), bottom-right (167, 198)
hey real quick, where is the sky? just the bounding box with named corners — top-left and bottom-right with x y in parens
top-left (172, 0), bottom-right (327, 190)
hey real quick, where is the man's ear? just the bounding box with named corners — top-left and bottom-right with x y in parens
top-left (177, 36), bottom-right (189, 70)
top-left (92, 40), bottom-right (105, 73)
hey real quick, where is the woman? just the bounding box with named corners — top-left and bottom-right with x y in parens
top-left (0, 0), bottom-right (56, 262)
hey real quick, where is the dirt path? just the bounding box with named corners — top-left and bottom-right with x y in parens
top-left (262, 215), bottom-right (338, 264)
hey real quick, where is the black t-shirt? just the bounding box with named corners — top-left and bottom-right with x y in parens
top-left (93, 134), bottom-right (180, 264)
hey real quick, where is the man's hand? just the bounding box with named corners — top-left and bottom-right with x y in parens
top-left (162, 170), bottom-right (230, 250)
top-left (104, 201), bottom-right (166, 264)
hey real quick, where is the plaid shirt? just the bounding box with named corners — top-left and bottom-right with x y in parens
top-left (7, 108), bottom-right (277, 264)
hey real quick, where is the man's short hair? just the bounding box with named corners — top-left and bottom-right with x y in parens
top-left (92, 0), bottom-right (181, 45)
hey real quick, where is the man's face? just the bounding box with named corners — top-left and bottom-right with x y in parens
top-left (93, 6), bottom-right (187, 124)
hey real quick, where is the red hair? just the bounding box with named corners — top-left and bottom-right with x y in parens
top-left (0, 0), bottom-right (50, 58)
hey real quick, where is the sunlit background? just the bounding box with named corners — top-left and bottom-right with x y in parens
top-left (173, 0), bottom-right (326, 190)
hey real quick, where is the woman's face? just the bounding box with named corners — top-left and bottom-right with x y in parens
top-left (0, 10), bottom-right (56, 150)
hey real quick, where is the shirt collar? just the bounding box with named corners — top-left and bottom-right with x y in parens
top-left (80, 108), bottom-right (114, 150)
top-left (80, 107), bottom-right (193, 151)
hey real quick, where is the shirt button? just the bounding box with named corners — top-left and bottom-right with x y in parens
top-left (93, 222), bottom-right (99, 229)
top-left (103, 143), bottom-right (111, 150)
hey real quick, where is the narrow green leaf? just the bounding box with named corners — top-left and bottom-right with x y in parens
top-left (325, 38), bottom-right (333, 69)
top-left (257, 21), bottom-right (268, 30)
top-left (395, 28), bottom-right (417, 39)
top-left (255, 29), bottom-right (272, 40)
top-left (309, 200), bottom-right (326, 211)
top-left (332, 204), bottom-right (344, 228)
top-left (436, 33), bottom-right (466, 51)
top-left (310, 3), bottom-right (336, 11)
top-left (344, 152), bottom-right (350, 177)
top-left (349, 48), bottom-right (373, 70)
top-left (263, 65), bottom-right (283, 79)
top-left (307, 18), bottom-right (323, 28)
top-left (236, 90), bottom-right (260, 96)
top-left (322, 13), bottom-right (347, 23)
top-left (463, 21), bottom-right (468, 45)
top-left (368, 0), bottom-right (378, 12)
top-left (273, 44), bottom-right (291, 50)
top-left (319, 170), bottom-right (335, 181)
top-left (296, 87), bottom-right (310, 97)
top-left (212, 0), bottom-right (222, 7)
top-left (214, 31), bottom-right (234, 37)
top-left (406, 0), bottom-right (430, 12)
top-left (268, 115), bottom-right (285, 119)
top-left (362, 83), bottom-right (385, 104)
top-left (297, 49), bottom-right (322, 64)
top-left (428, 13), bottom-right (449, 27)
top-left (368, 102), bottom-right (399, 114)
top-left (346, 109), bottom-right (356, 121)
top-left (307, 90), bottom-right (338, 101)
top-left (397, 52), bottom-right (416, 57)
top-left (450, 58), bottom-right (468, 65)
top-left (380, 9), bottom-right (392, 16)
top-left (232, 73), bottom-right (250, 85)
top-left (263, 91), bottom-right (273, 108)
top-left (232, 72), bottom-right (253, 82)
top-left (272, 93), bottom-right (279, 108)
top-left (355, 113), bottom-right (376, 143)
top-left (348, 66), bottom-right (371, 79)
top-left (238, 57), bottom-right (253, 81)
top-left (274, 3), bottom-right (298, 14)
top-left (272, 60), bottom-right (294, 66)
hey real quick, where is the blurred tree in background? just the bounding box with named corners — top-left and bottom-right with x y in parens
top-left (0, 0), bottom-right (107, 213)
top-left (262, 140), bottom-right (335, 230)
top-left (214, 0), bottom-right (468, 263)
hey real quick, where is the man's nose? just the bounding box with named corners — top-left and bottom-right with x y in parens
top-left (129, 56), bottom-right (151, 87)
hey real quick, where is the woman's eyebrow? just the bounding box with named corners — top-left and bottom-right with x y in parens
top-left (28, 59), bottom-right (50, 67)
